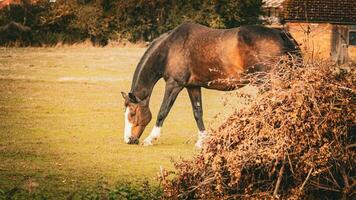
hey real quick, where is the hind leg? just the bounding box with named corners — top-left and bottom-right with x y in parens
top-left (142, 80), bottom-right (183, 146)
top-left (187, 87), bottom-right (207, 149)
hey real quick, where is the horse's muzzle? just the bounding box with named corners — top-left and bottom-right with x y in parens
top-left (127, 136), bottom-right (139, 145)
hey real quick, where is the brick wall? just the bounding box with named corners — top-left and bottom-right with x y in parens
top-left (349, 46), bottom-right (356, 61)
top-left (286, 22), bottom-right (356, 62)
top-left (286, 22), bottom-right (333, 61)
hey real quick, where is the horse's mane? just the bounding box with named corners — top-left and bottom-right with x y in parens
top-left (130, 31), bottom-right (171, 91)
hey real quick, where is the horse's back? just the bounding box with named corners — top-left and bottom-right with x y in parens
top-left (161, 23), bottom-right (300, 89)
top-left (167, 23), bottom-right (298, 65)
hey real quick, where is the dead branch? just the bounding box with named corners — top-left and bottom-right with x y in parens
top-left (273, 163), bottom-right (285, 198)
top-left (300, 168), bottom-right (313, 192)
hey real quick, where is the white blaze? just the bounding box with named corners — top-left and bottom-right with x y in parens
top-left (124, 107), bottom-right (133, 143)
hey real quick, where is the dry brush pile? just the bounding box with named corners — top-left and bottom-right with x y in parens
top-left (161, 61), bottom-right (355, 199)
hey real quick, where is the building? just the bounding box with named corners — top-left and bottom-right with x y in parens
top-left (0, 0), bottom-right (40, 10)
top-left (282, 0), bottom-right (356, 64)
top-left (262, 0), bottom-right (285, 25)
top-left (0, 0), bottom-right (21, 9)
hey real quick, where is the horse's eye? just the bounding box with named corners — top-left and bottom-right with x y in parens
top-left (130, 111), bottom-right (136, 116)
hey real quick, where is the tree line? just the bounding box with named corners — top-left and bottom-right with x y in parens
top-left (0, 0), bottom-right (264, 46)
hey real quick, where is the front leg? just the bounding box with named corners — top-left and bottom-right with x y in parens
top-left (142, 80), bottom-right (183, 146)
top-left (187, 87), bottom-right (207, 149)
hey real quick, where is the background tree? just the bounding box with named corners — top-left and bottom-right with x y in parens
top-left (0, 0), bottom-right (264, 46)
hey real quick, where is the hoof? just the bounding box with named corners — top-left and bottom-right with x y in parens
top-left (142, 138), bottom-right (154, 146)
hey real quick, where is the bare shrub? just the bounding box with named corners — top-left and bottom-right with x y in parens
top-left (161, 60), bottom-right (355, 199)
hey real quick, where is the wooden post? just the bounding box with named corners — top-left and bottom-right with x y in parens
top-left (331, 25), bottom-right (349, 64)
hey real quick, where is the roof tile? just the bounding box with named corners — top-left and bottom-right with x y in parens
top-left (283, 0), bottom-right (356, 24)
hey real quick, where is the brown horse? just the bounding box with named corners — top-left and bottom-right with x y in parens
top-left (121, 22), bottom-right (301, 148)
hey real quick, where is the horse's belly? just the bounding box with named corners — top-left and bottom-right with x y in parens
top-left (204, 79), bottom-right (247, 91)
top-left (188, 63), bottom-right (247, 90)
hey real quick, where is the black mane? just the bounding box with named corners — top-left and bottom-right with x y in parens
top-left (130, 31), bottom-right (171, 91)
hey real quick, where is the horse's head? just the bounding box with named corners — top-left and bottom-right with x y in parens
top-left (121, 92), bottom-right (152, 144)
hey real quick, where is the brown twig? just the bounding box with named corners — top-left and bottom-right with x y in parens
top-left (273, 163), bottom-right (285, 198)
top-left (328, 168), bottom-right (341, 189)
top-left (341, 168), bottom-right (350, 200)
top-left (346, 143), bottom-right (356, 149)
top-left (300, 168), bottom-right (313, 192)
top-left (310, 181), bottom-right (340, 192)
top-left (287, 152), bottom-right (294, 174)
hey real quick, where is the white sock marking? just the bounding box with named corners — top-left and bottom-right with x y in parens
top-left (149, 126), bottom-right (161, 139)
top-left (195, 130), bottom-right (207, 149)
top-left (142, 126), bottom-right (161, 145)
top-left (124, 107), bottom-right (133, 143)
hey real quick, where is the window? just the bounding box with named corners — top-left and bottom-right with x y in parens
top-left (349, 31), bottom-right (356, 46)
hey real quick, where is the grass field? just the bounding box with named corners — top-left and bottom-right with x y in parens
top-left (0, 47), bottom-right (250, 198)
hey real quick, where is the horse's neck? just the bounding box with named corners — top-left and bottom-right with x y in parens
top-left (130, 33), bottom-right (169, 101)
top-left (130, 68), bottom-right (162, 101)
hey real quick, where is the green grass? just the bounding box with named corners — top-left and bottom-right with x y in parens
top-left (0, 47), bottom-right (248, 198)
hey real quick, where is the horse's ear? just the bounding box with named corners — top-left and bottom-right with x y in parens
top-left (128, 92), bottom-right (139, 103)
top-left (121, 92), bottom-right (129, 101)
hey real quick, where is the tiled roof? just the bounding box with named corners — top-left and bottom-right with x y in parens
top-left (0, 0), bottom-right (20, 9)
top-left (0, 0), bottom-right (39, 9)
top-left (283, 0), bottom-right (356, 24)
top-left (263, 0), bottom-right (285, 8)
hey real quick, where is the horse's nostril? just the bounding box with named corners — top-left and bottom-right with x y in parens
top-left (128, 137), bottom-right (139, 145)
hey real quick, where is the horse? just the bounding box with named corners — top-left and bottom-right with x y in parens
top-left (121, 22), bottom-right (301, 148)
